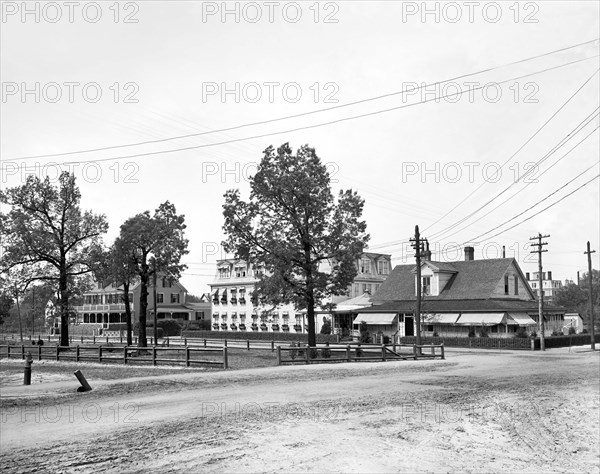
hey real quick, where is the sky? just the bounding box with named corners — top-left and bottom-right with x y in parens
top-left (1, 0), bottom-right (599, 296)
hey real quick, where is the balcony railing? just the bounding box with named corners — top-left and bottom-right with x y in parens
top-left (75, 304), bottom-right (133, 312)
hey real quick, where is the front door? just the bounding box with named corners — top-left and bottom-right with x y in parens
top-left (405, 316), bottom-right (414, 336)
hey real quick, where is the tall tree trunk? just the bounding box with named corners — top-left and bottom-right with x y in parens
top-left (139, 272), bottom-right (148, 348)
top-left (152, 270), bottom-right (158, 345)
top-left (59, 266), bottom-right (69, 346)
top-left (123, 281), bottom-right (133, 346)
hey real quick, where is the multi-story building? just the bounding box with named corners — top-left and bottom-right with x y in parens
top-left (72, 276), bottom-right (209, 334)
top-left (210, 252), bottom-right (392, 333)
top-left (525, 271), bottom-right (563, 302)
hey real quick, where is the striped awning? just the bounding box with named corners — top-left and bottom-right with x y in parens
top-left (456, 313), bottom-right (506, 325)
top-left (507, 313), bottom-right (537, 326)
top-left (423, 313), bottom-right (460, 324)
top-left (354, 313), bottom-right (397, 325)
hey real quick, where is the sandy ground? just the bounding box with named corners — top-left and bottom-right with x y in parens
top-left (0, 347), bottom-right (598, 473)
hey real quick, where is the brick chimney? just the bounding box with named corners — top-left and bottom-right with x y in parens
top-left (422, 241), bottom-right (432, 261)
top-left (464, 246), bottom-right (475, 261)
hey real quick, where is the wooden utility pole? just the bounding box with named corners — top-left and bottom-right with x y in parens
top-left (584, 241), bottom-right (596, 350)
top-left (152, 270), bottom-right (158, 345)
top-left (530, 233), bottom-right (549, 351)
top-left (410, 226), bottom-right (426, 351)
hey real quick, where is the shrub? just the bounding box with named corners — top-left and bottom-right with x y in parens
top-left (582, 328), bottom-right (588, 334)
top-left (320, 320), bottom-right (332, 335)
top-left (359, 321), bottom-right (370, 343)
top-left (320, 342), bottom-right (331, 358)
top-left (156, 320), bottom-right (182, 337)
top-left (468, 328), bottom-right (476, 338)
top-left (355, 346), bottom-right (364, 358)
top-left (432, 331), bottom-right (439, 338)
top-left (309, 348), bottom-right (319, 359)
top-left (383, 335), bottom-right (390, 345)
top-left (530, 330), bottom-right (537, 338)
top-left (568, 326), bottom-right (576, 335)
top-left (551, 330), bottom-right (561, 337)
top-left (289, 341), bottom-right (299, 360)
top-left (515, 328), bottom-right (529, 338)
top-left (479, 327), bottom-right (489, 338)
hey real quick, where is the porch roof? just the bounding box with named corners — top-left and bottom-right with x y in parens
top-left (353, 313), bottom-right (397, 325)
top-left (455, 313), bottom-right (506, 325)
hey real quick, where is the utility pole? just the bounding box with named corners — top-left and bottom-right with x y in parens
top-left (530, 233), bottom-right (549, 351)
top-left (584, 241), bottom-right (596, 351)
top-left (410, 225), bottom-right (427, 352)
top-left (31, 286), bottom-right (35, 338)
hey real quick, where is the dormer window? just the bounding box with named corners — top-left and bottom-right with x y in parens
top-left (377, 260), bottom-right (389, 275)
top-left (360, 258), bottom-right (371, 274)
top-left (235, 266), bottom-right (246, 278)
top-left (422, 277), bottom-right (431, 296)
top-left (218, 267), bottom-right (231, 279)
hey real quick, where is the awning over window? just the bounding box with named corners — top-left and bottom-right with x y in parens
top-left (353, 313), bottom-right (397, 325)
top-left (423, 313), bottom-right (460, 324)
top-left (507, 313), bottom-right (537, 326)
top-left (456, 313), bottom-right (506, 325)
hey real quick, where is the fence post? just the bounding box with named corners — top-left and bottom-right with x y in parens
top-left (186, 347), bottom-right (190, 367)
top-left (184, 338), bottom-right (187, 346)
top-left (223, 347), bottom-right (228, 369)
top-left (305, 345), bottom-right (310, 364)
top-left (21, 345), bottom-right (25, 359)
top-left (38, 344), bottom-right (42, 361)
top-left (6, 345), bottom-right (9, 359)
top-left (204, 339), bottom-right (207, 348)
top-left (56, 345), bottom-right (59, 361)
top-left (413, 345), bottom-right (417, 360)
top-left (76, 345), bottom-right (80, 362)
top-left (152, 346), bottom-right (156, 366)
top-left (247, 339), bottom-right (250, 351)
top-left (346, 344), bottom-right (351, 362)
top-left (382, 345), bottom-right (386, 362)
top-left (81, 336), bottom-right (83, 343)
top-left (277, 346), bottom-right (281, 365)
top-left (106, 336), bottom-right (109, 344)
top-left (93, 335), bottom-right (96, 344)
top-left (70, 336), bottom-right (72, 344)
top-left (530, 338), bottom-right (535, 351)
top-left (271, 340), bottom-right (275, 352)
top-left (98, 346), bottom-right (102, 363)
top-left (120, 334), bottom-right (123, 344)
top-left (123, 346), bottom-right (127, 365)
top-left (224, 339), bottom-right (228, 348)
top-left (441, 343), bottom-right (445, 360)
top-left (167, 337), bottom-right (170, 347)
top-left (431, 343), bottom-right (435, 356)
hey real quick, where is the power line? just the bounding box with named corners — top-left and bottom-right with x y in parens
top-left (6, 39), bottom-right (598, 163)
top-left (425, 68), bottom-right (600, 239)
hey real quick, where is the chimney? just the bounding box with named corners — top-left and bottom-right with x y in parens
top-left (547, 271), bottom-right (552, 281)
top-left (422, 241), bottom-right (432, 261)
top-left (464, 246), bottom-right (475, 261)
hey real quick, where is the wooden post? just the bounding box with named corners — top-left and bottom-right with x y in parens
top-left (413, 344), bottom-right (417, 360)
top-left (203, 339), bottom-right (207, 348)
top-left (74, 370), bottom-right (92, 392)
top-left (56, 345), bottom-right (59, 361)
top-left (271, 340), bottom-right (274, 352)
top-left (346, 344), bottom-right (351, 362)
top-left (120, 334), bottom-right (123, 344)
top-left (76, 345), bottom-right (80, 362)
top-left (166, 337), bottom-right (170, 347)
top-left (184, 338), bottom-right (187, 346)
top-left (93, 335), bottom-right (96, 344)
top-left (441, 343), bottom-right (445, 360)
top-left (224, 339), bottom-right (228, 348)
top-left (277, 346), bottom-right (281, 365)
top-left (431, 343), bottom-right (435, 356)
top-left (530, 338), bottom-right (535, 351)
top-left (81, 336), bottom-right (83, 343)
top-left (38, 344), bottom-right (42, 361)
top-left (98, 346), bottom-right (102, 363)
top-left (123, 346), bottom-right (127, 365)
top-left (247, 339), bottom-right (250, 351)
top-left (223, 347), bottom-right (228, 369)
top-left (305, 345), bottom-right (310, 364)
top-left (70, 336), bottom-right (72, 344)
top-left (186, 347), bottom-right (190, 367)
top-left (21, 345), bottom-right (25, 359)
top-left (152, 346), bottom-right (156, 366)
top-left (382, 345), bottom-right (386, 361)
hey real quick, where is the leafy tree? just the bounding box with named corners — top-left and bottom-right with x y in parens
top-left (0, 173), bottom-right (108, 345)
top-left (119, 201), bottom-right (188, 347)
top-left (0, 291), bottom-right (13, 326)
top-left (320, 318), bottom-right (332, 335)
top-left (222, 143), bottom-right (369, 346)
top-left (555, 271), bottom-right (599, 332)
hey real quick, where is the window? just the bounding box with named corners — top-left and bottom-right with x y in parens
top-left (157, 293), bottom-right (164, 303)
top-left (235, 266), bottom-right (246, 278)
top-left (422, 277), bottom-right (431, 296)
top-left (162, 277), bottom-right (173, 288)
top-left (171, 293), bottom-right (180, 304)
top-left (218, 267), bottom-right (231, 279)
top-left (362, 283), bottom-right (371, 294)
top-left (360, 258), bottom-right (371, 274)
top-left (377, 260), bottom-right (390, 275)
top-left (514, 276), bottom-right (519, 295)
top-left (504, 275), bottom-right (509, 295)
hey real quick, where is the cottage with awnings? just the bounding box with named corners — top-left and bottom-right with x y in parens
top-left (355, 246), bottom-right (566, 339)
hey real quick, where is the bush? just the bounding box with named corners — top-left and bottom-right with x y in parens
top-left (479, 327), bottom-right (489, 338)
top-left (432, 331), bottom-right (439, 338)
top-left (309, 348), bottom-right (319, 359)
top-left (383, 335), bottom-right (390, 345)
top-left (157, 320), bottom-right (182, 337)
top-left (530, 330), bottom-right (537, 338)
top-left (320, 320), bottom-right (332, 335)
top-left (582, 328), bottom-right (588, 334)
top-left (359, 321), bottom-right (370, 343)
top-left (568, 326), bottom-right (576, 335)
top-left (320, 342), bottom-right (331, 358)
top-left (551, 330), bottom-right (561, 337)
top-left (468, 328), bottom-right (476, 338)
top-left (515, 328), bottom-right (529, 338)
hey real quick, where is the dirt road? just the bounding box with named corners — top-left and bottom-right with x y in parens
top-left (1, 347), bottom-right (598, 473)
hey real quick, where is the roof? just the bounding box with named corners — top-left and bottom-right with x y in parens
top-left (373, 258), bottom-right (536, 302)
top-left (360, 298), bottom-right (565, 313)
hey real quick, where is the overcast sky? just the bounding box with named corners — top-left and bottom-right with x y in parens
top-left (1, 0), bottom-right (599, 295)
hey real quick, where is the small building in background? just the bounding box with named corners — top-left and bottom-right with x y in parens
top-left (563, 313), bottom-right (584, 334)
top-left (525, 271), bottom-right (563, 303)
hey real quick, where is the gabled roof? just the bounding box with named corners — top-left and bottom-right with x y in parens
top-left (360, 298), bottom-right (565, 313)
top-left (373, 258), bottom-right (536, 302)
top-left (417, 261), bottom-right (458, 273)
